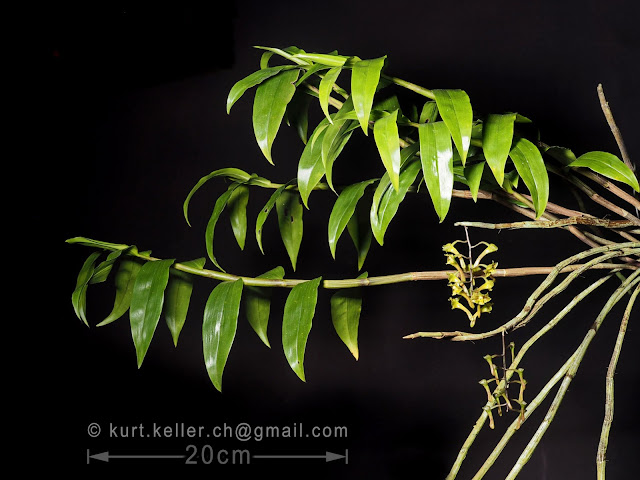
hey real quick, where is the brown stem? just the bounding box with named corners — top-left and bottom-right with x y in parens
top-left (597, 83), bottom-right (634, 171)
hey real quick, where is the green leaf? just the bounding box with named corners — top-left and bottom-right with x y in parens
top-left (183, 168), bottom-right (251, 227)
top-left (465, 162), bottom-right (486, 202)
top-left (66, 237), bottom-right (129, 251)
top-left (285, 89), bottom-right (313, 144)
top-left (419, 121), bottom-right (454, 222)
top-left (347, 203), bottom-right (373, 271)
top-left (319, 66), bottom-right (342, 122)
top-left (433, 89), bottom-right (473, 165)
top-left (502, 170), bottom-right (520, 194)
top-left (253, 69), bottom-right (299, 164)
top-left (322, 119), bottom-right (358, 192)
top-left (227, 66), bottom-right (295, 113)
top-left (294, 53), bottom-right (349, 66)
top-left (297, 125), bottom-right (328, 208)
top-left (253, 46), bottom-right (310, 65)
top-left (419, 101), bottom-right (439, 123)
top-left (206, 183), bottom-right (242, 271)
top-left (203, 279), bottom-right (244, 392)
top-left (276, 190), bottom-right (304, 271)
top-left (256, 180), bottom-right (295, 253)
top-left (71, 252), bottom-right (101, 326)
top-left (482, 113), bottom-right (516, 184)
top-left (331, 272), bottom-right (367, 360)
top-left (295, 62), bottom-right (331, 86)
top-left (244, 266), bottom-right (285, 348)
top-left (130, 259), bottom-right (175, 368)
top-left (90, 247), bottom-right (134, 284)
top-left (509, 137), bottom-right (549, 218)
top-left (371, 156), bottom-right (422, 245)
top-left (259, 51), bottom-right (273, 69)
top-left (282, 277), bottom-right (322, 382)
top-left (351, 56), bottom-right (386, 135)
top-left (544, 146), bottom-right (577, 166)
top-left (569, 151), bottom-right (639, 192)
top-left (227, 184), bottom-right (250, 250)
top-left (328, 179), bottom-right (376, 258)
top-left (165, 258), bottom-right (205, 346)
top-left (97, 256), bottom-right (145, 327)
top-left (373, 110), bottom-right (401, 191)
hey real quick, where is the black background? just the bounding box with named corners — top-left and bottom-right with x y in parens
top-left (35, 1), bottom-right (639, 477)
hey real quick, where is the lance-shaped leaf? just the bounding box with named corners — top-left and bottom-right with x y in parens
top-left (569, 151), bottom-right (639, 192)
top-left (328, 179), bottom-right (376, 258)
top-left (433, 89), bottom-right (473, 165)
top-left (297, 124), bottom-right (328, 208)
top-left (203, 279), bottom-right (244, 392)
top-left (295, 62), bottom-right (331, 86)
top-left (256, 180), bottom-right (295, 253)
top-left (244, 266), bottom-right (285, 348)
top-left (465, 162), bottom-right (485, 201)
top-left (374, 110), bottom-right (401, 191)
top-left (420, 101), bottom-right (439, 124)
top-left (482, 113), bottom-right (516, 184)
top-left (227, 184), bottom-right (250, 250)
top-left (509, 137), bottom-right (549, 218)
top-left (183, 168), bottom-right (251, 226)
top-left (227, 66), bottom-right (295, 113)
top-left (130, 259), bottom-right (175, 368)
top-left (71, 252), bottom-right (101, 326)
top-left (165, 258), bottom-right (205, 346)
top-left (206, 183), bottom-right (242, 271)
top-left (419, 121), bottom-right (454, 222)
top-left (351, 56), bottom-right (386, 135)
top-left (97, 256), bottom-right (145, 327)
top-left (322, 119), bottom-right (358, 192)
top-left (319, 66), bottom-right (342, 122)
top-left (347, 203), bottom-right (373, 271)
top-left (285, 89), bottom-right (313, 144)
top-left (294, 53), bottom-right (349, 66)
top-left (543, 146), bottom-right (577, 166)
top-left (276, 190), bottom-right (304, 271)
top-left (254, 46), bottom-right (310, 65)
top-left (259, 51), bottom-right (273, 69)
top-left (253, 69), bottom-right (299, 164)
top-left (371, 156), bottom-right (422, 245)
top-left (282, 277), bottom-right (322, 382)
top-left (331, 272), bottom-right (367, 360)
top-left (90, 247), bottom-right (134, 284)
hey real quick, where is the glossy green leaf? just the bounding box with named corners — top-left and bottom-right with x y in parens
top-left (502, 170), bottom-right (520, 193)
top-left (347, 204), bottom-right (373, 271)
top-left (276, 190), bottom-right (304, 271)
top-left (203, 279), bottom-right (244, 392)
top-left (371, 156), bottom-right (422, 245)
top-left (130, 259), bottom-right (175, 368)
top-left (319, 67), bottom-right (342, 122)
top-left (253, 46), bottom-right (310, 65)
top-left (465, 162), bottom-right (485, 202)
top-left (297, 123), bottom-right (329, 208)
top-left (294, 53), bottom-right (348, 66)
top-left (419, 121), bottom-right (454, 222)
top-left (97, 256), bottom-right (145, 327)
top-left (66, 237), bottom-right (129, 250)
top-left (295, 62), bottom-right (331, 86)
top-left (569, 151), bottom-right (639, 192)
top-left (433, 89), bottom-right (473, 165)
top-left (509, 137), bottom-right (549, 218)
top-left (206, 183), bottom-right (242, 271)
top-left (285, 90), bottom-right (313, 144)
top-left (259, 51), bottom-right (273, 69)
top-left (165, 258), bottom-right (205, 346)
top-left (71, 252), bottom-right (101, 326)
top-left (227, 184), bottom-right (250, 250)
top-left (253, 69), bottom-right (299, 164)
top-left (420, 101), bottom-right (439, 124)
top-left (226, 66), bottom-right (295, 113)
top-left (331, 272), bottom-right (367, 360)
top-left (544, 146), bottom-right (577, 166)
top-left (351, 56), bottom-right (386, 135)
top-left (328, 179), bottom-right (377, 258)
top-left (244, 266), bottom-right (285, 348)
top-left (373, 110), bottom-right (401, 191)
top-left (373, 95), bottom-right (401, 114)
top-left (183, 168), bottom-right (251, 227)
top-left (255, 180), bottom-right (295, 253)
top-left (282, 277), bottom-right (322, 382)
top-left (90, 247), bottom-right (134, 284)
top-left (482, 113), bottom-right (516, 184)
top-left (322, 119), bottom-right (358, 192)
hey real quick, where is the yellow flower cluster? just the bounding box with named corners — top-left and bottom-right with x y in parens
top-left (443, 240), bottom-right (498, 327)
